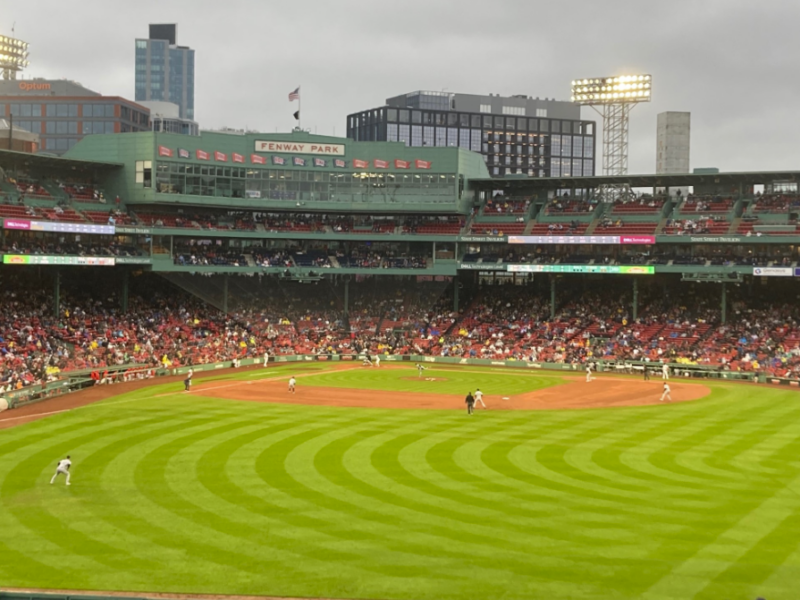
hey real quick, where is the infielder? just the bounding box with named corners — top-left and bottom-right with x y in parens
top-left (373, 355), bottom-right (381, 368)
top-left (416, 363), bottom-right (426, 378)
top-left (662, 363), bottom-right (670, 380)
top-left (585, 364), bottom-right (593, 383)
top-left (263, 352), bottom-right (269, 368)
top-left (660, 382), bottom-right (672, 402)
top-left (288, 376), bottom-right (296, 394)
top-left (474, 388), bottom-right (486, 409)
top-left (50, 455), bottom-right (72, 486)
top-left (184, 368), bottom-right (193, 392)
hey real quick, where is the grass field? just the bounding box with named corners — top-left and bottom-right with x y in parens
top-left (2, 365), bottom-right (800, 600)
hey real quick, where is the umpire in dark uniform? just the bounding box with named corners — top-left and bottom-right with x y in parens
top-left (465, 391), bottom-right (475, 415)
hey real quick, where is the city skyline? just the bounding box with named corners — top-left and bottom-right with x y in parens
top-left (3, 0), bottom-right (799, 175)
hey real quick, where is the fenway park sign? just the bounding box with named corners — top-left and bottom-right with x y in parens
top-left (254, 140), bottom-right (345, 155)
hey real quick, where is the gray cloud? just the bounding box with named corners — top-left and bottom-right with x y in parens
top-left (7, 0), bottom-right (800, 174)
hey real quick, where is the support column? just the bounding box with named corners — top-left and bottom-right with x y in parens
top-left (632, 277), bottom-right (639, 321)
top-left (121, 270), bottom-right (129, 312)
top-left (432, 242), bottom-right (436, 265)
top-left (721, 282), bottom-right (727, 325)
top-left (550, 277), bottom-right (556, 320)
top-left (222, 274), bottom-right (229, 315)
top-left (53, 270), bottom-right (60, 319)
top-left (453, 278), bottom-right (460, 313)
top-left (344, 277), bottom-right (350, 317)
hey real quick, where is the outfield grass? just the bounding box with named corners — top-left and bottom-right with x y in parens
top-left (1, 366), bottom-right (799, 600)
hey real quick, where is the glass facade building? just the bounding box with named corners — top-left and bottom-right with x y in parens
top-left (348, 91), bottom-right (596, 178)
top-left (135, 24), bottom-right (195, 121)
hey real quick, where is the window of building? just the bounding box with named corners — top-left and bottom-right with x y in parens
top-left (56, 121), bottom-right (69, 134)
top-left (56, 104), bottom-right (69, 117)
top-left (494, 116), bottom-right (504, 129)
top-left (447, 113), bottom-right (458, 126)
top-left (471, 115), bottom-right (481, 128)
top-left (69, 104), bottom-right (78, 117)
top-left (583, 137), bottom-right (594, 158)
top-left (479, 104), bottom-right (491, 113)
top-left (471, 130), bottom-right (481, 152)
top-left (410, 125), bottom-right (422, 146)
top-left (459, 113), bottom-right (469, 127)
top-left (55, 138), bottom-right (69, 151)
top-left (573, 135), bottom-right (583, 158)
top-left (561, 135), bottom-right (572, 157)
top-left (506, 117), bottom-right (515, 130)
top-left (539, 120), bottom-right (549, 132)
top-left (551, 120), bottom-right (560, 133)
top-left (459, 129), bottom-right (471, 149)
top-left (516, 118), bottom-right (527, 131)
top-left (398, 109), bottom-right (409, 123)
top-left (93, 122), bottom-right (105, 134)
top-left (411, 111), bottom-right (422, 124)
top-left (46, 104), bottom-right (57, 117)
top-left (44, 138), bottom-right (56, 150)
top-left (550, 161), bottom-right (560, 177)
top-left (424, 126), bottom-right (435, 147)
top-left (483, 115), bottom-right (492, 128)
top-left (105, 122), bottom-right (115, 133)
top-left (551, 134), bottom-right (561, 157)
top-left (583, 159), bottom-right (593, 175)
top-left (502, 106), bottom-right (525, 116)
top-left (536, 108), bottom-right (547, 117)
top-left (584, 122), bottom-right (594, 136)
top-left (572, 159), bottom-right (582, 177)
top-left (422, 112), bottom-right (433, 125)
top-left (387, 123), bottom-right (398, 141)
top-left (398, 124), bottom-right (410, 145)
top-left (447, 128), bottom-right (458, 147)
top-left (386, 108), bottom-right (397, 122)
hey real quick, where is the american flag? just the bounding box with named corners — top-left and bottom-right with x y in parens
top-left (288, 87), bottom-right (300, 101)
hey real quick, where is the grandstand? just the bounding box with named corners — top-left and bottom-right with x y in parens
top-left (1, 131), bottom-right (800, 395)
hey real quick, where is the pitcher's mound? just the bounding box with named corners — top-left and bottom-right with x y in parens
top-left (400, 376), bottom-right (449, 382)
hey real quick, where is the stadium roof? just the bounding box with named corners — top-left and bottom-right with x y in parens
top-left (0, 148), bottom-right (122, 172)
top-left (473, 170), bottom-right (800, 190)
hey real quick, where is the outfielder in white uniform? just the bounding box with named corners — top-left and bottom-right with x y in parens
top-left (660, 383), bottom-right (672, 402)
top-left (263, 353), bottom-right (269, 368)
top-left (50, 456), bottom-right (72, 485)
top-left (474, 388), bottom-right (486, 409)
top-left (585, 364), bottom-right (593, 383)
top-left (288, 377), bottom-right (296, 394)
top-left (662, 363), bottom-right (670, 380)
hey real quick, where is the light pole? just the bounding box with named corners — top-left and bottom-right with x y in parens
top-left (571, 74), bottom-right (652, 201)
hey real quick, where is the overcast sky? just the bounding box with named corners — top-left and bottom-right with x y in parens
top-left (5, 0), bottom-right (799, 175)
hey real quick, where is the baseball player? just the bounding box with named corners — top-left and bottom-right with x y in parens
top-left (362, 355), bottom-right (373, 367)
top-left (373, 354), bottom-right (381, 368)
top-left (263, 352), bottom-right (269, 368)
top-left (465, 391), bottom-right (475, 415)
top-left (288, 376), bottom-right (296, 394)
top-left (50, 455), bottom-right (72, 486)
top-left (660, 382), bottom-right (672, 402)
top-left (184, 368), bottom-right (193, 392)
top-left (585, 364), bottom-right (593, 383)
top-left (474, 388), bottom-right (486, 409)
top-left (662, 363), bottom-right (670, 380)
top-left (416, 363), bottom-right (426, 378)
top-left (643, 366), bottom-right (650, 381)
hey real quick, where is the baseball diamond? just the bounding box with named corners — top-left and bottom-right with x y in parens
top-left (0, 94), bottom-right (800, 600)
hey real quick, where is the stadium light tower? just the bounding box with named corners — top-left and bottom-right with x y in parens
top-left (571, 74), bottom-right (651, 200)
top-left (0, 34), bottom-right (29, 80)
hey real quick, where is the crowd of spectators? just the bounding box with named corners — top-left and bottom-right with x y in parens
top-left (5, 273), bottom-right (800, 400)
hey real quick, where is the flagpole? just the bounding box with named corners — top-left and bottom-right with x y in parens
top-left (299, 87), bottom-right (302, 130)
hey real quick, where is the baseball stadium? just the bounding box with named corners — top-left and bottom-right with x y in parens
top-left (2, 129), bottom-right (800, 600)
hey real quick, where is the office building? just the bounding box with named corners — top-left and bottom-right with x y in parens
top-left (139, 101), bottom-right (199, 136)
top-left (347, 90), bottom-right (596, 177)
top-left (656, 112), bottom-right (690, 175)
top-left (0, 79), bottom-right (150, 155)
top-left (135, 24), bottom-right (195, 120)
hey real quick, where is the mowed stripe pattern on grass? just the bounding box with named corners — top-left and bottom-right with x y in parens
top-left (1, 378), bottom-right (800, 600)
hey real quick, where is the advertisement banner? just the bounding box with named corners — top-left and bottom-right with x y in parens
top-left (507, 235), bottom-right (655, 246)
top-left (178, 148), bottom-right (190, 159)
top-left (250, 154), bottom-right (266, 165)
top-left (3, 255), bottom-right (116, 266)
top-left (753, 267), bottom-right (793, 277)
top-left (293, 156), bottom-right (306, 167)
top-left (272, 156), bottom-right (286, 165)
top-left (374, 159), bottom-right (389, 169)
top-left (415, 159), bottom-right (432, 169)
top-left (3, 219), bottom-right (31, 230)
top-left (245, 190), bottom-right (262, 199)
top-left (158, 145), bottom-right (173, 157)
top-left (214, 151), bottom-right (228, 162)
top-left (313, 157), bottom-right (327, 167)
top-left (232, 153), bottom-right (244, 163)
top-left (254, 140), bottom-right (345, 155)
top-left (3, 219), bottom-right (114, 235)
top-left (353, 159), bottom-right (368, 169)
top-left (334, 159), bottom-right (346, 168)
top-left (505, 264), bottom-right (655, 275)
top-left (394, 159), bottom-right (410, 169)
top-left (196, 150), bottom-right (210, 160)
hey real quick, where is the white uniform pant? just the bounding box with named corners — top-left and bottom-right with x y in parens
top-left (50, 467), bottom-right (70, 485)
top-left (475, 396), bottom-right (486, 408)
top-left (660, 391), bottom-right (672, 402)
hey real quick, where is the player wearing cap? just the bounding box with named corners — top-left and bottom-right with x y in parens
top-left (50, 455), bottom-right (72, 486)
